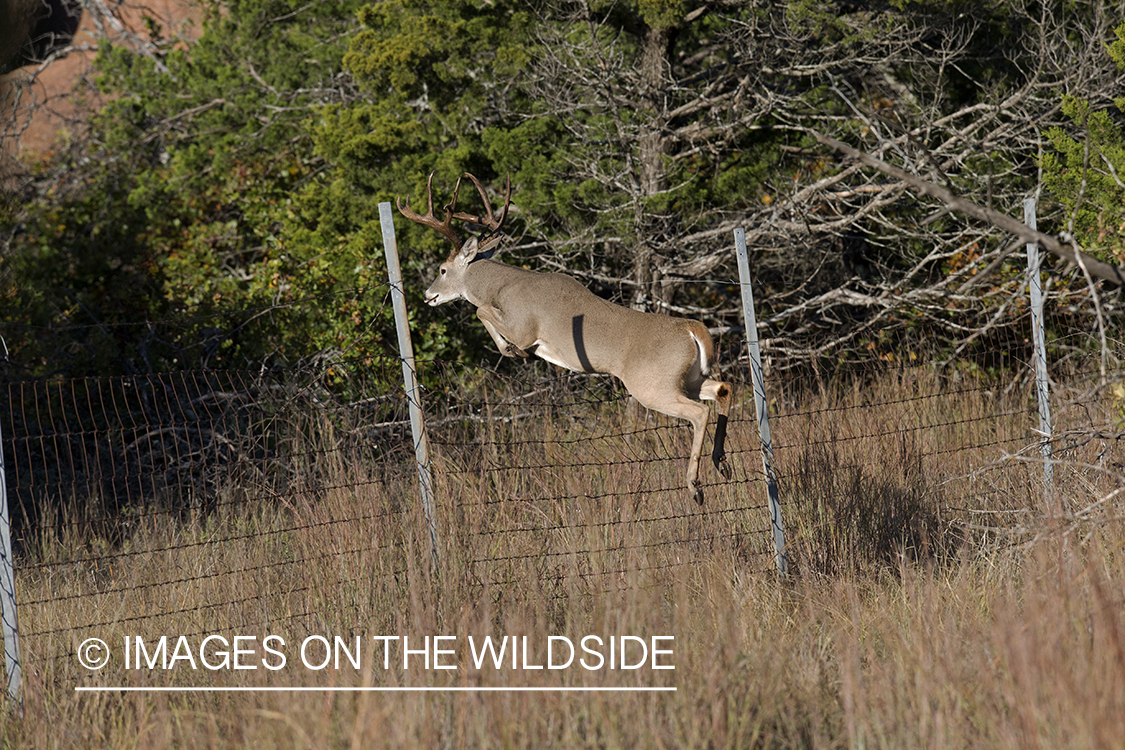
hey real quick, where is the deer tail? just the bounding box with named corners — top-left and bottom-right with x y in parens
top-left (687, 322), bottom-right (716, 376)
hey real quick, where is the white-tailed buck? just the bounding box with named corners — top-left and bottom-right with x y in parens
top-left (398, 173), bottom-right (732, 504)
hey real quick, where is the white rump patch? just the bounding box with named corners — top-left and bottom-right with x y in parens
top-left (689, 331), bottom-right (710, 376)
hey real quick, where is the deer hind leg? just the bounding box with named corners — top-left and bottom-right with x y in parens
top-left (679, 400), bottom-right (711, 505)
top-left (699, 378), bottom-right (733, 479)
top-left (477, 305), bottom-right (528, 358)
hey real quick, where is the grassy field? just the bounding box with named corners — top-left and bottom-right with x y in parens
top-left (1, 363), bottom-right (1123, 748)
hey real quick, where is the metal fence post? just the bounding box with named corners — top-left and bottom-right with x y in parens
top-left (379, 202), bottom-right (440, 569)
top-left (734, 229), bottom-right (788, 576)
top-left (0, 389), bottom-right (22, 705)
top-left (1024, 198), bottom-right (1054, 498)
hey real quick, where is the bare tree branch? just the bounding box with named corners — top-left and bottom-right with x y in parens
top-left (811, 131), bottom-right (1125, 287)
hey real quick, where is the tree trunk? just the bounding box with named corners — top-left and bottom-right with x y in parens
top-left (632, 23), bottom-right (671, 311)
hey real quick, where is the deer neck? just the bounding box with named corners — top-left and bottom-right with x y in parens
top-left (462, 258), bottom-right (534, 307)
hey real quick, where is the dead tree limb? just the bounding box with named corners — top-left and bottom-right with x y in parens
top-left (811, 131), bottom-right (1125, 288)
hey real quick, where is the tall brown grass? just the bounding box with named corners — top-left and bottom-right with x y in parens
top-left (1, 364), bottom-right (1123, 748)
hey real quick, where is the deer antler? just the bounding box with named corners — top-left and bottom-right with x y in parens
top-left (398, 172), bottom-right (511, 253)
top-left (450, 173), bottom-right (511, 236)
top-left (396, 172), bottom-right (466, 250)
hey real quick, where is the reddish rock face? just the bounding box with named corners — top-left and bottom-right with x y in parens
top-left (1, 0), bottom-right (201, 160)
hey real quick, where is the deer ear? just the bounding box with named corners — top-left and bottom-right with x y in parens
top-left (458, 236), bottom-right (483, 264)
top-left (474, 232), bottom-right (502, 260)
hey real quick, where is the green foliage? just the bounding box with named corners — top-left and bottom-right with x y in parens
top-left (0, 153), bottom-right (169, 373)
top-left (0, 0), bottom-right (540, 378)
top-left (636, 0), bottom-right (690, 30)
top-left (1042, 22), bottom-right (1125, 265)
top-left (2, 0), bottom-right (389, 376)
top-left (0, 0), bottom-right (1083, 382)
top-left (326, 0), bottom-right (802, 301)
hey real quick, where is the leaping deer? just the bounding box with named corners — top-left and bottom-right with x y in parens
top-left (398, 173), bottom-right (732, 504)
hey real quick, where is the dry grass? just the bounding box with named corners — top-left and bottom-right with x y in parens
top-left (1, 365), bottom-right (1124, 748)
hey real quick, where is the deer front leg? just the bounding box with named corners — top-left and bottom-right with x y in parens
top-left (477, 305), bottom-right (528, 358)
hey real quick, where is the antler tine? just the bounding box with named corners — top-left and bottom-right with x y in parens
top-left (451, 172), bottom-right (510, 234)
top-left (396, 171), bottom-right (463, 250)
top-left (444, 173), bottom-right (465, 219)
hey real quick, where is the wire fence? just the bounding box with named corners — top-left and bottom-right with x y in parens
top-left (0, 265), bottom-right (1122, 697)
top-left (422, 357), bottom-right (777, 598)
top-left (4, 350), bottom-right (424, 667)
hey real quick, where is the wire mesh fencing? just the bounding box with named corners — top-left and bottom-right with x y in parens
top-left (419, 318), bottom-right (1117, 586)
top-left (761, 318), bottom-right (1123, 573)
top-left (0, 278), bottom-right (1121, 693)
top-left (4, 353), bottom-right (428, 673)
top-left (421, 356), bottom-right (776, 601)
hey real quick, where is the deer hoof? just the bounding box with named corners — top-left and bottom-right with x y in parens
top-left (507, 344), bottom-right (529, 358)
top-left (717, 456), bottom-right (731, 480)
top-left (691, 482), bottom-right (704, 506)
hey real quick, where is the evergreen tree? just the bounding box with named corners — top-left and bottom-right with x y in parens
top-left (3, 0), bottom-right (1118, 379)
top-left (1043, 22), bottom-right (1125, 267)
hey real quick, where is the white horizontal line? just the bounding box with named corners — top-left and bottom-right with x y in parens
top-left (75, 686), bottom-right (676, 693)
